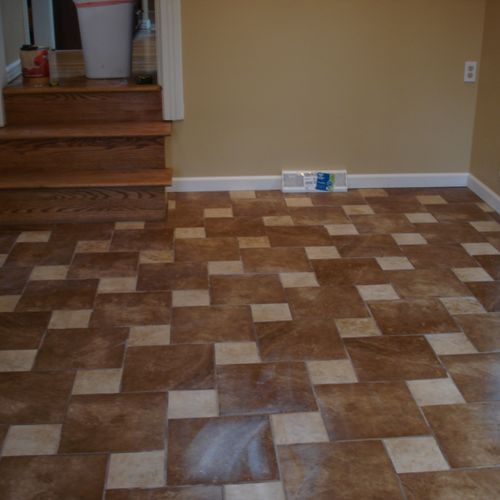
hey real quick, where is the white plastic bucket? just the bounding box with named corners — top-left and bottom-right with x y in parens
top-left (74, 0), bottom-right (135, 79)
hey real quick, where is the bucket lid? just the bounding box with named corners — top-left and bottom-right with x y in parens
top-left (74, 0), bottom-right (135, 7)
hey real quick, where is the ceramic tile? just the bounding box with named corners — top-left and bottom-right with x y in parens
top-left (343, 204), bottom-right (375, 215)
top-left (237, 236), bottom-right (271, 248)
top-left (467, 282), bottom-right (500, 312)
top-left (211, 274), bottom-right (285, 305)
top-left (174, 237), bottom-right (239, 262)
top-left (225, 482), bottom-right (285, 500)
top-left (285, 197), bottom-right (313, 207)
top-left (263, 215), bottom-right (294, 226)
top-left (75, 240), bottom-right (110, 253)
top-left (271, 412), bottom-right (329, 445)
top-left (0, 312), bottom-right (50, 349)
top-left (335, 317), bottom-right (381, 337)
top-left (305, 246), bottom-right (340, 259)
top-left (251, 303), bottom-right (292, 322)
top-left (5, 242), bottom-right (76, 268)
top-left (307, 359), bottom-right (358, 384)
top-left (232, 199), bottom-right (287, 217)
top-left (456, 313), bottom-right (500, 352)
top-left (405, 213), bottom-right (438, 224)
top-left (115, 221), bottom-right (145, 230)
top-left (206, 217), bottom-right (266, 238)
top-left (230, 190), bottom-right (256, 199)
top-left (462, 242), bottom-right (499, 256)
top-left (172, 289), bottom-right (210, 307)
top-left (174, 227), bottom-right (207, 239)
top-left (392, 233), bottom-right (427, 245)
top-left (207, 260), bottom-right (244, 275)
top-left (470, 220), bottom-right (500, 232)
top-left (403, 244), bottom-right (478, 269)
top-left (48, 309), bottom-right (92, 329)
top-left (474, 255), bottom-right (500, 279)
top-left (426, 333), bottom-right (478, 355)
top-left (0, 350), bottom-right (36, 372)
top-left (418, 222), bottom-right (485, 244)
top-left (215, 341), bottom-right (260, 365)
top-left (68, 252), bottom-right (138, 279)
top-left (407, 378), bottom-right (465, 406)
top-left (325, 224), bottom-right (359, 235)
top-left (0, 267), bottom-right (32, 294)
top-left (440, 296), bottom-right (485, 315)
top-left (204, 208), bottom-right (233, 218)
top-left (453, 267), bottom-right (493, 282)
top-left (30, 265), bottom-right (69, 280)
top-left (417, 195), bottom-right (447, 205)
top-left (72, 369), bottom-right (122, 395)
top-left (357, 284), bottom-right (399, 301)
top-left (128, 325), bottom-right (171, 346)
top-left (2, 424), bottom-right (61, 456)
top-left (98, 276), bottom-right (138, 293)
top-left (266, 226), bottom-right (332, 247)
top-left (376, 256), bottom-right (414, 270)
top-left (0, 295), bottom-right (20, 312)
top-left (137, 262), bottom-right (208, 291)
top-left (279, 272), bottom-right (318, 288)
top-left (168, 390), bottom-right (219, 419)
top-left (289, 206), bottom-right (349, 226)
top-left (241, 247), bottom-right (310, 273)
top-left (139, 249), bottom-right (174, 264)
top-left (17, 231), bottom-right (51, 243)
top-left (107, 451), bottom-right (165, 489)
top-left (360, 188), bottom-right (388, 197)
top-left (312, 257), bottom-right (386, 286)
top-left (351, 214), bottom-right (415, 234)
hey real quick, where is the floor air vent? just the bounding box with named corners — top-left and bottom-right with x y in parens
top-left (282, 170), bottom-right (348, 193)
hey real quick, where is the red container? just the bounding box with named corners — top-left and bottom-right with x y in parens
top-left (20, 46), bottom-right (50, 86)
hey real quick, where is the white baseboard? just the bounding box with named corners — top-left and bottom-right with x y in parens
top-left (168, 176), bottom-right (282, 192)
top-left (6, 59), bottom-right (21, 83)
top-left (468, 174), bottom-right (500, 213)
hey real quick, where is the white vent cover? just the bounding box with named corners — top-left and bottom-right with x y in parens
top-left (282, 170), bottom-right (348, 193)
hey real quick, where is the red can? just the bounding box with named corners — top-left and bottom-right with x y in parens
top-left (20, 45), bottom-right (50, 86)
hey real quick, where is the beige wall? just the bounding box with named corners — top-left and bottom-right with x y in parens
top-left (0, 0), bottom-right (27, 66)
top-left (470, 0), bottom-right (500, 195)
top-left (169, 0), bottom-right (485, 178)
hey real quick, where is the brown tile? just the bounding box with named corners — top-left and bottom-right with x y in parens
top-left (287, 286), bottom-right (368, 319)
top-left (0, 371), bottom-right (74, 424)
top-left (346, 336), bottom-right (446, 381)
top-left (278, 441), bottom-right (403, 500)
top-left (467, 282), bottom-right (500, 312)
top-left (0, 455), bottom-right (107, 500)
top-left (174, 237), bottom-right (239, 262)
top-left (429, 203), bottom-right (491, 223)
top-left (34, 327), bottom-right (127, 371)
top-left (171, 305), bottom-right (253, 343)
top-left (440, 353), bottom-right (500, 402)
top-left (423, 402), bottom-right (500, 467)
top-left (111, 229), bottom-right (172, 252)
top-left (418, 222), bottom-right (486, 244)
top-left (315, 382), bottom-right (428, 440)
top-left (403, 244), bottom-right (478, 270)
top-left (334, 234), bottom-right (403, 257)
top-left (288, 206), bottom-right (349, 225)
top-left (166, 207), bottom-right (204, 228)
top-left (255, 318), bottom-right (346, 361)
top-left (0, 312), bottom-right (50, 349)
top-left (167, 416), bottom-right (278, 485)
top-left (50, 222), bottom-right (113, 241)
top-left (90, 292), bottom-right (171, 327)
top-left (309, 191), bottom-right (365, 206)
top-left (475, 255), bottom-right (500, 279)
top-left (312, 258), bottom-right (386, 286)
top-left (137, 262), bottom-right (208, 291)
top-left (106, 486), bottom-right (223, 500)
top-left (0, 267), bottom-right (31, 294)
top-left (68, 252), bottom-right (138, 278)
top-left (369, 196), bottom-right (425, 214)
top-left (122, 344), bottom-right (214, 392)
top-left (4, 241), bottom-right (76, 267)
top-left (456, 313), bottom-right (500, 352)
top-left (205, 217), bottom-right (266, 237)
top-left (351, 214), bottom-right (416, 234)
top-left (217, 362), bottom-right (316, 415)
top-left (210, 274), bottom-right (285, 305)
top-left (0, 232), bottom-right (18, 253)
top-left (59, 392), bottom-right (167, 453)
top-left (232, 199), bottom-right (287, 217)
top-left (241, 247), bottom-right (310, 273)
top-left (369, 298), bottom-right (459, 335)
top-left (440, 188), bottom-right (482, 203)
top-left (265, 226), bottom-right (332, 247)
top-left (175, 191), bottom-right (232, 208)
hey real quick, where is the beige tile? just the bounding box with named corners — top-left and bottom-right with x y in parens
top-left (452, 267), bottom-right (493, 283)
top-left (172, 289), bottom-right (210, 307)
top-left (48, 309), bottom-right (92, 329)
top-left (30, 265), bottom-right (69, 281)
top-left (139, 249), bottom-right (174, 264)
top-left (230, 190), bottom-right (256, 199)
top-left (307, 359), bottom-right (357, 384)
top-left (107, 450), bottom-right (165, 489)
top-left (167, 390), bottom-right (218, 419)
top-left (342, 205), bottom-right (374, 215)
top-left (271, 412), bottom-right (329, 445)
top-left (215, 341), bottom-right (260, 365)
top-left (75, 240), bottom-right (110, 253)
top-left (225, 482), bottom-right (285, 500)
top-left (0, 350), bottom-right (37, 372)
top-left (204, 208), bottom-right (234, 218)
top-left (115, 221), bottom-right (145, 230)
top-left (359, 188), bottom-right (388, 197)
top-left (477, 202), bottom-right (494, 213)
top-left (263, 215), bottom-right (294, 226)
top-left (72, 369), bottom-right (122, 395)
top-left (440, 297), bottom-right (486, 315)
top-left (407, 378), bottom-right (466, 406)
top-left (392, 233), bottom-right (427, 245)
top-left (357, 284), bottom-right (399, 301)
top-left (336, 318), bottom-right (381, 338)
top-left (280, 272), bottom-right (319, 288)
top-left (17, 231), bottom-right (51, 243)
top-left (174, 227), bottom-right (206, 239)
top-left (251, 303), bottom-right (292, 322)
top-left (326, 224), bottom-right (359, 236)
top-left (305, 246), bottom-right (341, 260)
top-left (168, 200), bottom-right (176, 210)
top-left (405, 213), bottom-right (438, 224)
top-left (470, 220), bottom-right (500, 232)
top-left (2, 424), bottom-right (62, 456)
top-left (237, 236), bottom-right (271, 248)
top-left (128, 325), bottom-right (171, 346)
top-left (384, 436), bottom-right (449, 473)
top-left (208, 261), bottom-right (244, 275)
top-left (376, 257), bottom-right (414, 271)
top-left (0, 295), bottom-right (21, 312)
top-left (0, 254), bottom-right (7, 266)
top-left (285, 197), bottom-right (313, 207)
top-left (417, 195), bottom-right (447, 205)
top-left (426, 333), bottom-right (478, 355)
top-left (462, 242), bottom-right (499, 256)
top-left (98, 277), bottom-right (137, 293)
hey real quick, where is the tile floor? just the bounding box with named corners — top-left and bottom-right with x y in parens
top-left (0, 187), bottom-right (499, 499)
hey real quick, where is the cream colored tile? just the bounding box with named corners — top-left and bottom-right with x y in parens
top-left (416, 195), bottom-right (447, 205)
top-left (230, 190), bottom-right (256, 199)
top-left (452, 267), bottom-right (493, 283)
top-left (2, 425), bottom-right (61, 456)
top-left (107, 450), bottom-right (165, 489)
top-left (237, 236), bottom-right (271, 248)
top-left (0, 254), bottom-right (7, 267)
top-left (426, 333), bottom-right (478, 355)
top-left (75, 240), bottom-right (110, 253)
top-left (139, 249), bottom-right (174, 264)
top-left (392, 233), bottom-right (427, 245)
top-left (376, 256), bottom-right (414, 271)
top-left (174, 227), bottom-right (206, 239)
top-left (342, 205), bottom-right (374, 215)
top-left (280, 272), bottom-right (319, 288)
top-left (168, 200), bottom-right (176, 210)
top-left (114, 221), bottom-right (145, 230)
top-left (215, 342), bottom-right (260, 365)
top-left (72, 369), bottom-right (122, 395)
top-left (204, 207), bottom-right (234, 218)
top-left (208, 261), bottom-right (244, 275)
top-left (0, 295), bottom-right (21, 312)
top-left (384, 436), bottom-right (449, 473)
top-left (477, 202), bottom-right (494, 213)
top-left (128, 325), bottom-right (170, 346)
top-left (17, 231), bottom-right (51, 243)
top-left (335, 318), bottom-right (381, 338)
top-left (357, 284), bottom-right (399, 301)
top-left (225, 482), bottom-right (285, 500)
top-left (167, 390), bottom-right (218, 419)
top-left (305, 246), bottom-right (341, 260)
top-left (440, 297), bottom-right (486, 315)
top-left (359, 188), bottom-right (388, 197)
top-left (462, 242), bottom-right (499, 256)
top-left (48, 309), bottom-right (92, 329)
top-left (470, 220), bottom-right (500, 232)
top-left (307, 359), bottom-right (357, 384)
top-left (285, 197), bottom-right (313, 207)
top-left (271, 412), bottom-right (329, 445)
top-left (172, 289), bottom-right (210, 307)
top-left (325, 224), bottom-right (359, 236)
top-left (0, 350), bottom-right (37, 372)
top-left (30, 265), bottom-right (69, 281)
top-left (263, 215), bottom-right (294, 226)
top-left (98, 277), bottom-right (137, 293)
top-left (405, 213), bottom-right (438, 224)
top-left (251, 303), bottom-right (292, 322)
top-left (407, 378), bottom-right (466, 406)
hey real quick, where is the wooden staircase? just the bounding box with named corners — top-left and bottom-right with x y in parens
top-left (0, 82), bottom-right (172, 224)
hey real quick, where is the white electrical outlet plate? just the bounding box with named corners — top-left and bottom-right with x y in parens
top-left (282, 170), bottom-right (348, 193)
top-left (464, 61), bottom-right (477, 83)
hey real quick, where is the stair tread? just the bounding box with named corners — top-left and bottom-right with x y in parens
top-left (0, 167), bottom-right (172, 189)
top-left (0, 122), bottom-right (172, 140)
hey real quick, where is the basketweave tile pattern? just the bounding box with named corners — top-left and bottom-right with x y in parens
top-left (0, 187), bottom-right (500, 499)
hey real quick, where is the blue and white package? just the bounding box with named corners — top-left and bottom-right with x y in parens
top-left (315, 172), bottom-right (335, 192)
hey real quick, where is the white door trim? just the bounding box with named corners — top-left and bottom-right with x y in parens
top-left (0, 2), bottom-right (7, 127)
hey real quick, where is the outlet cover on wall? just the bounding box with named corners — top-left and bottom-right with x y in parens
top-left (464, 61), bottom-right (477, 83)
